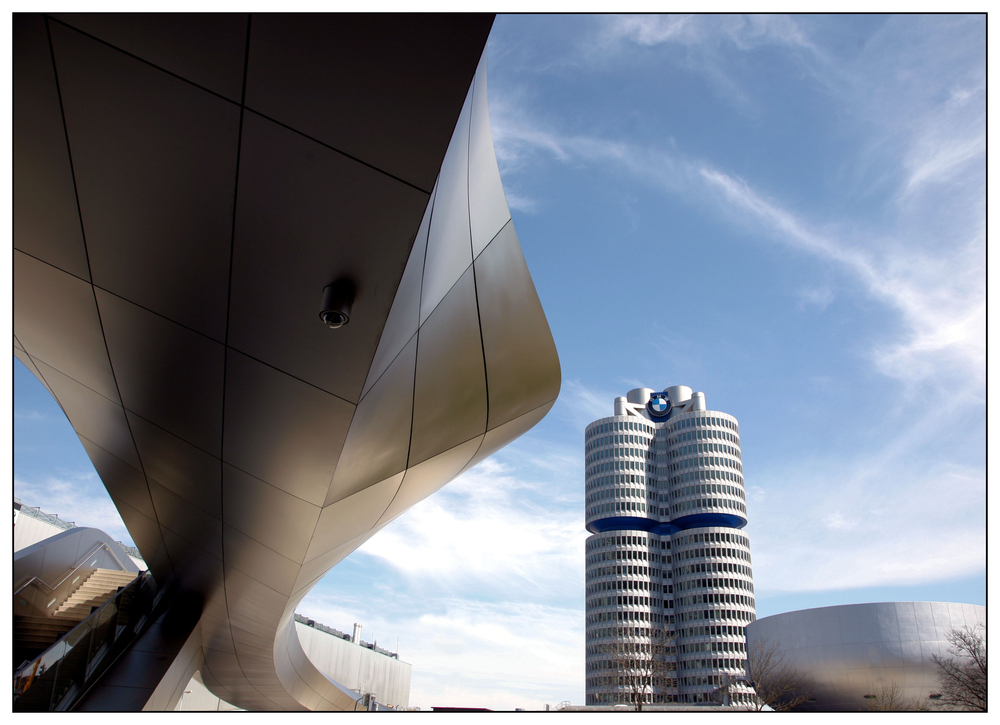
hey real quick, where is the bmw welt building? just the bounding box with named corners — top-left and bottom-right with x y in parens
top-left (13, 14), bottom-right (560, 711)
top-left (584, 386), bottom-right (755, 706)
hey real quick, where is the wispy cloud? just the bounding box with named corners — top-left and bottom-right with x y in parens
top-left (602, 14), bottom-right (817, 54)
top-left (555, 379), bottom-right (617, 430)
top-left (700, 166), bottom-right (984, 390)
top-left (491, 27), bottom-right (984, 398)
top-left (14, 475), bottom-right (135, 546)
top-left (796, 286), bottom-right (835, 311)
top-left (357, 455), bottom-right (584, 600)
top-left (14, 409), bottom-right (46, 421)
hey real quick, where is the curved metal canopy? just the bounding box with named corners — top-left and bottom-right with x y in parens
top-left (14, 13), bottom-right (561, 710)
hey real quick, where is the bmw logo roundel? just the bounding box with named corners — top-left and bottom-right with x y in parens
top-left (647, 392), bottom-right (671, 418)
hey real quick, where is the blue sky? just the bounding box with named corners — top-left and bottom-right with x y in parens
top-left (13, 14), bottom-right (986, 712)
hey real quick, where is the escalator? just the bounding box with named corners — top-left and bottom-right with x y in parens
top-left (13, 570), bottom-right (161, 711)
top-left (15, 569), bottom-right (139, 668)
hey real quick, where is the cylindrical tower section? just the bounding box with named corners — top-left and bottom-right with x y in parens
top-left (584, 414), bottom-right (667, 706)
top-left (585, 391), bottom-right (751, 708)
top-left (672, 526), bottom-right (756, 705)
top-left (664, 411), bottom-right (746, 528)
top-left (662, 409), bottom-right (755, 706)
top-left (584, 529), bottom-right (658, 705)
top-left (584, 416), bottom-right (655, 531)
top-left (626, 387), bottom-right (655, 406)
top-left (665, 385), bottom-right (692, 405)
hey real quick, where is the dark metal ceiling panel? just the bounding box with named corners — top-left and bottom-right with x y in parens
top-left (14, 349), bottom-right (54, 399)
top-left (228, 111), bottom-right (428, 402)
top-left (13, 15), bottom-right (91, 280)
top-left (96, 289), bottom-right (226, 456)
top-left (105, 493), bottom-right (169, 576)
top-left (474, 221), bottom-right (562, 430)
top-left (222, 524), bottom-right (299, 597)
top-left (409, 266), bottom-right (487, 466)
top-left (244, 14), bottom-right (494, 191)
top-left (158, 527), bottom-right (224, 594)
top-left (222, 351), bottom-right (354, 507)
top-left (78, 437), bottom-right (156, 520)
top-left (221, 465), bottom-right (320, 563)
top-left (50, 21), bottom-right (240, 341)
top-left (31, 358), bottom-right (140, 470)
top-left (223, 567), bottom-right (289, 616)
top-left (147, 478), bottom-right (223, 559)
top-left (13, 252), bottom-right (119, 402)
top-left (125, 411), bottom-right (223, 518)
top-left (52, 13), bottom-right (249, 102)
top-left (420, 89), bottom-right (474, 325)
top-left (323, 334), bottom-right (416, 508)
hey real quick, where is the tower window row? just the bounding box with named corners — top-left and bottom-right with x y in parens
top-left (665, 414), bottom-right (738, 435)
top-left (587, 418), bottom-right (656, 439)
top-left (670, 469), bottom-right (743, 487)
top-left (667, 426), bottom-right (740, 448)
top-left (586, 445), bottom-right (654, 463)
top-left (669, 442), bottom-right (741, 461)
top-left (676, 531), bottom-right (748, 549)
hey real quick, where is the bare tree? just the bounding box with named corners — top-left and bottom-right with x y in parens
top-left (592, 627), bottom-right (676, 711)
top-left (742, 638), bottom-right (810, 711)
top-left (864, 681), bottom-right (907, 711)
top-left (930, 623), bottom-right (986, 711)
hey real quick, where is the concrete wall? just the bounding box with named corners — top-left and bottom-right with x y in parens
top-left (295, 622), bottom-right (412, 709)
top-left (14, 509), bottom-right (70, 552)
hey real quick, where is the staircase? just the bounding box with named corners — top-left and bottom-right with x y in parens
top-left (52, 569), bottom-right (137, 620)
top-left (14, 569), bottom-right (138, 667)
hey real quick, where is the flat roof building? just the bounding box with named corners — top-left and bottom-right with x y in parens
top-left (584, 386), bottom-right (755, 706)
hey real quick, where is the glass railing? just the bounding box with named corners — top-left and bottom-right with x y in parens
top-left (13, 570), bottom-right (160, 711)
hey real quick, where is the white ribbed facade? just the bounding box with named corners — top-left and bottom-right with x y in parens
top-left (584, 386), bottom-right (756, 706)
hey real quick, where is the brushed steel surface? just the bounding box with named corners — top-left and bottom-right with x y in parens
top-left (227, 110), bottom-right (428, 402)
top-left (32, 358), bottom-right (141, 470)
top-left (324, 334), bottom-right (416, 508)
top-left (125, 411), bottom-right (223, 518)
top-left (13, 14), bottom-right (558, 711)
top-left (475, 221), bottom-right (561, 429)
top-left (410, 266), bottom-right (488, 465)
top-left (244, 14), bottom-right (494, 191)
top-left (420, 86), bottom-right (474, 324)
top-left (362, 184), bottom-right (435, 399)
top-left (469, 52), bottom-right (512, 257)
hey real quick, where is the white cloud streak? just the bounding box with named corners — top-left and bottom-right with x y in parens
top-left (14, 474), bottom-right (134, 546)
top-left (491, 18), bottom-right (984, 397)
top-left (357, 456), bottom-right (584, 600)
